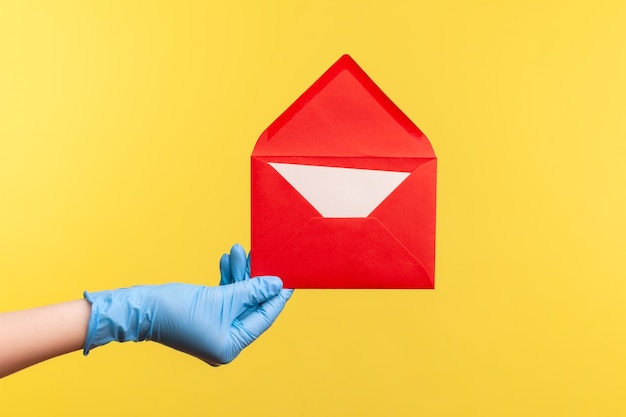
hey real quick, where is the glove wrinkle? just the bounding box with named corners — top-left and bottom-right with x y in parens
top-left (82, 264), bottom-right (291, 365)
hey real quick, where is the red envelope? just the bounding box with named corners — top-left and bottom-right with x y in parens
top-left (251, 55), bottom-right (436, 289)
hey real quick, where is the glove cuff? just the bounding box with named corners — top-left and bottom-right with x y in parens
top-left (83, 287), bottom-right (154, 355)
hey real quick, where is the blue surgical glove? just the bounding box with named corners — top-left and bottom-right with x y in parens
top-left (219, 244), bottom-right (294, 323)
top-left (83, 255), bottom-right (292, 366)
top-left (219, 243), bottom-right (251, 285)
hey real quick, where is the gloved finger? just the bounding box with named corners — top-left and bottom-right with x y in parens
top-left (229, 244), bottom-right (248, 282)
top-left (233, 276), bottom-right (283, 311)
top-left (229, 290), bottom-right (293, 349)
top-left (229, 253), bottom-right (255, 321)
top-left (235, 287), bottom-right (293, 322)
top-left (219, 254), bottom-right (232, 285)
top-left (279, 288), bottom-right (294, 300)
top-left (239, 290), bottom-right (293, 338)
top-left (245, 252), bottom-right (251, 280)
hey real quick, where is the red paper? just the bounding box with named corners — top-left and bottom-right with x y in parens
top-left (251, 55), bottom-right (436, 289)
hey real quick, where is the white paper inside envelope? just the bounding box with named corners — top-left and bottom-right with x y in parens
top-left (269, 162), bottom-right (410, 218)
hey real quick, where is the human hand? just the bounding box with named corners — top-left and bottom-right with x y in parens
top-left (219, 243), bottom-right (294, 321)
top-left (83, 247), bottom-right (292, 366)
top-left (219, 243), bottom-right (251, 284)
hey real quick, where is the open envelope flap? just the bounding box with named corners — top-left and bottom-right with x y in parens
top-left (258, 218), bottom-right (433, 289)
top-left (252, 55), bottom-right (435, 160)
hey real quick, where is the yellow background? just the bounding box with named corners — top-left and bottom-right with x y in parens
top-left (1, 1), bottom-right (625, 415)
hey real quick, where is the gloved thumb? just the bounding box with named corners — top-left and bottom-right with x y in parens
top-left (228, 287), bottom-right (293, 353)
top-left (234, 276), bottom-right (283, 309)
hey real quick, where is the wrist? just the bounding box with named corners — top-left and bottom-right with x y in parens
top-left (83, 287), bottom-right (155, 355)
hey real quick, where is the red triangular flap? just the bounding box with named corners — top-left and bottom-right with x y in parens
top-left (253, 55), bottom-right (434, 158)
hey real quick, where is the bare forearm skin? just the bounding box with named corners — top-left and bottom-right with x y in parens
top-left (0, 299), bottom-right (91, 378)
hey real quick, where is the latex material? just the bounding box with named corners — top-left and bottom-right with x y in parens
top-left (84, 268), bottom-right (291, 365)
top-left (220, 244), bottom-right (294, 320)
top-left (219, 243), bottom-right (251, 285)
